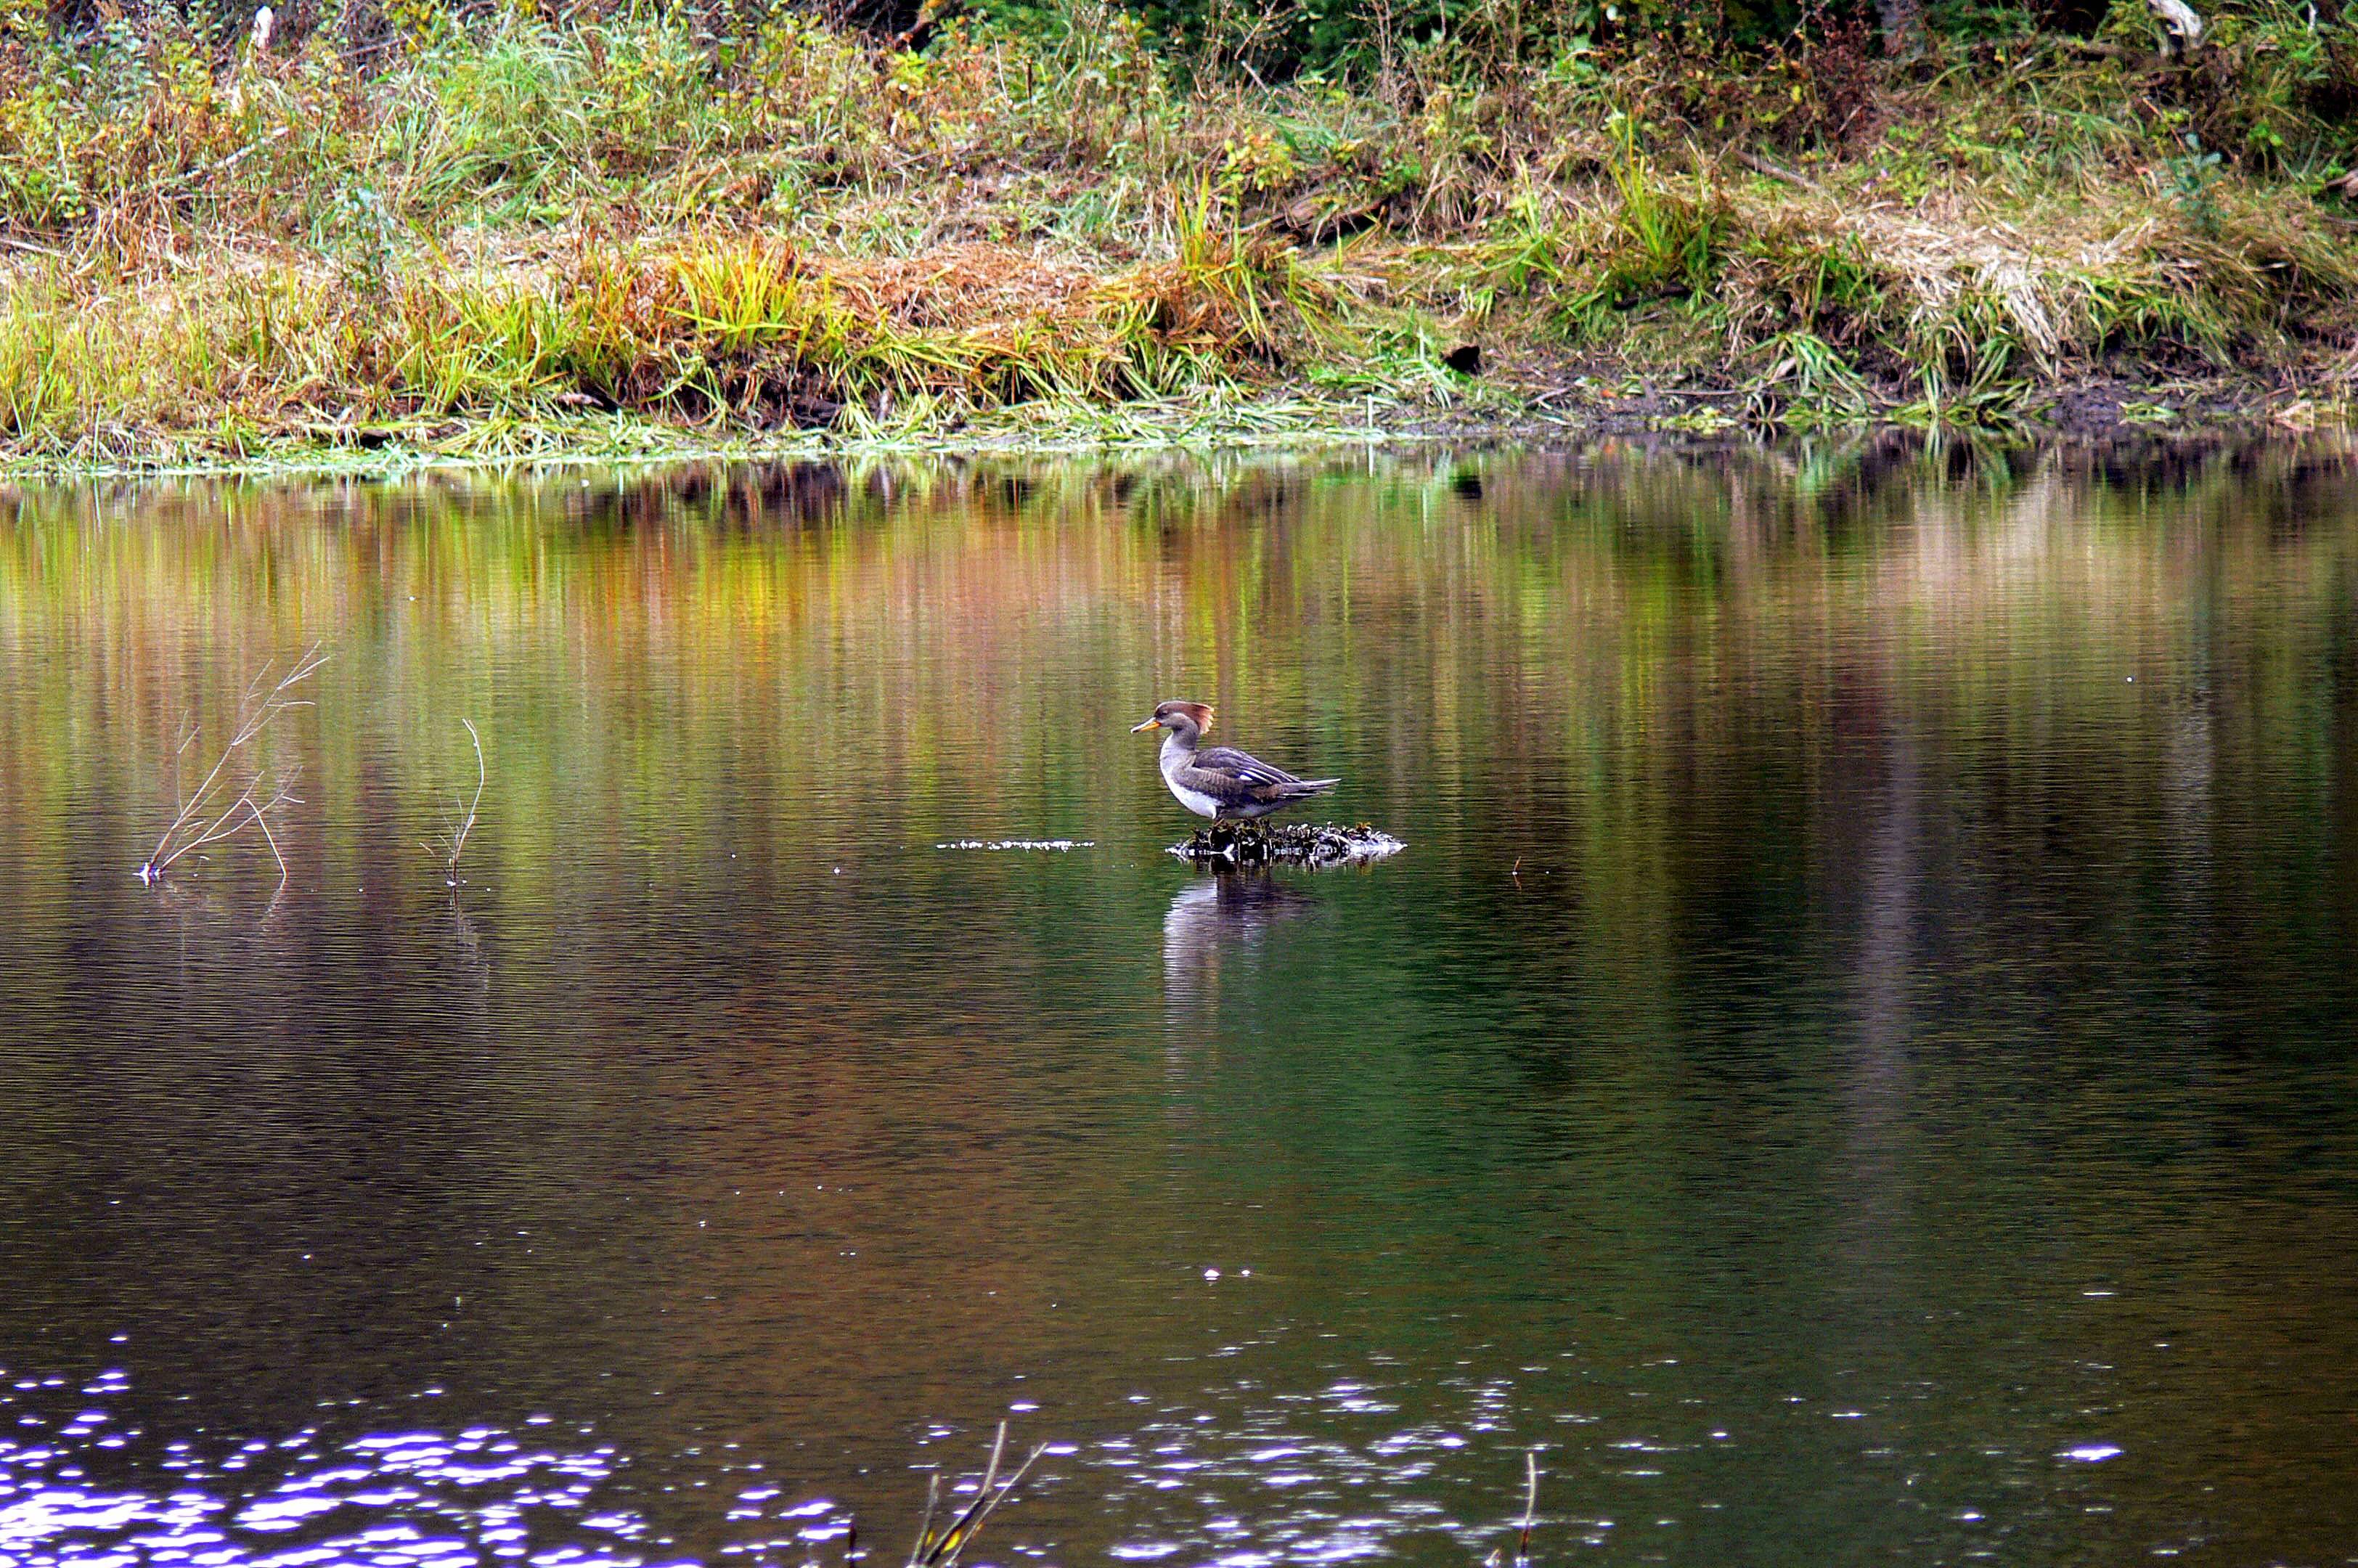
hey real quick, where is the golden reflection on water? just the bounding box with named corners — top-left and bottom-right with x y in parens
top-left (5, 439), bottom-right (2352, 870)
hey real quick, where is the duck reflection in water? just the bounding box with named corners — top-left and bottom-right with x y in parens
top-left (1161, 869), bottom-right (1318, 1024)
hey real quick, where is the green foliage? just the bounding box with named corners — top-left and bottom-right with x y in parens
top-left (0, 0), bottom-right (2354, 460)
top-left (1557, 110), bottom-right (1725, 328)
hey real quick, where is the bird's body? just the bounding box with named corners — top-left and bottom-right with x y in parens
top-left (1133, 701), bottom-right (1339, 822)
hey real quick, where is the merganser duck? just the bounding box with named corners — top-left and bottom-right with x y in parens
top-left (1131, 701), bottom-right (1339, 821)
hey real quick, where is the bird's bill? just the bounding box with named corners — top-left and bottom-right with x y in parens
top-left (1130, 716), bottom-right (1164, 732)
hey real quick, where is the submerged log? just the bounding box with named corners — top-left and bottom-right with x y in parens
top-left (1167, 820), bottom-right (1406, 867)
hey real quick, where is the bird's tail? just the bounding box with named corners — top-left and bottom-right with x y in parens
top-left (1279, 777), bottom-right (1340, 797)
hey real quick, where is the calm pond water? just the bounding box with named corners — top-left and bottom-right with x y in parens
top-left (1, 436), bottom-right (2355, 1568)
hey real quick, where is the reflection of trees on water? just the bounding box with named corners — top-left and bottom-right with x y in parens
top-left (1, 431), bottom-right (2350, 1013)
top-left (0, 430), bottom-right (2349, 1075)
top-left (1841, 695), bottom-right (1917, 1312)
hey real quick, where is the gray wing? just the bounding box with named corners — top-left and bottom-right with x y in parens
top-left (1192, 746), bottom-right (1302, 790)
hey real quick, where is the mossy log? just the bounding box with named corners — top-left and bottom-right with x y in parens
top-left (1167, 820), bottom-right (1405, 867)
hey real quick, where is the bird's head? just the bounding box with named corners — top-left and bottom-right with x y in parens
top-left (1132, 701), bottom-right (1214, 742)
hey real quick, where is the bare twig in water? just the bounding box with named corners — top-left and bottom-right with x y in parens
top-left (1517, 1448), bottom-right (1539, 1565)
top-left (1483, 1448), bottom-right (1541, 1568)
top-left (909, 1421), bottom-right (1045, 1568)
top-left (421, 718), bottom-right (485, 886)
top-left (139, 643), bottom-right (327, 888)
top-left (908, 1474), bottom-right (941, 1568)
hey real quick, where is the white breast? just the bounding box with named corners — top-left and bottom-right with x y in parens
top-left (1168, 781), bottom-right (1223, 818)
top-left (1160, 739), bottom-right (1223, 818)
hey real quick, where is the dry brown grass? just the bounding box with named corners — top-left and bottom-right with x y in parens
top-left (1, 5), bottom-right (2353, 465)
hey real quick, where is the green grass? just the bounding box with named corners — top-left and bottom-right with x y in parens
top-left (0, 1), bottom-right (2353, 470)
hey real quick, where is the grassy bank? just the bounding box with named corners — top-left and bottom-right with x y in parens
top-left (2, 0), bottom-right (2355, 470)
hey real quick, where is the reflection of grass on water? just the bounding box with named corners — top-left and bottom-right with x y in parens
top-left (1, 437), bottom-right (2348, 995)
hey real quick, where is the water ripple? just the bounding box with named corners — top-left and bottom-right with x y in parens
top-left (0, 1377), bottom-right (852, 1568)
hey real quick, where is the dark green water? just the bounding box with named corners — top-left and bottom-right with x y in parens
top-left (1, 437), bottom-right (2354, 1568)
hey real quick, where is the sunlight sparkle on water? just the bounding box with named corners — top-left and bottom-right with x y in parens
top-left (0, 1375), bottom-right (831, 1568)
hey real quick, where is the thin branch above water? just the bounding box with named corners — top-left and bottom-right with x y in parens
top-left (908, 1421), bottom-right (1045, 1568)
top-left (139, 643), bottom-right (327, 889)
top-left (423, 717), bottom-right (485, 887)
